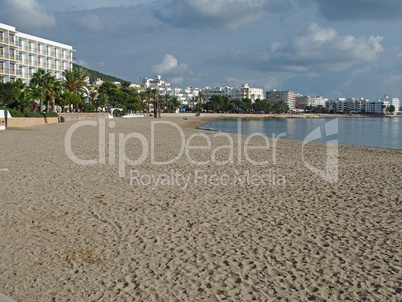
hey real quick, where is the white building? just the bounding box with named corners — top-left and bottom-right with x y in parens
top-left (0, 23), bottom-right (74, 84)
top-left (326, 98), bottom-right (371, 113)
top-left (201, 86), bottom-right (233, 100)
top-left (140, 75), bottom-right (173, 95)
top-left (201, 84), bottom-right (264, 102)
top-left (174, 87), bottom-right (200, 106)
top-left (266, 90), bottom-right (301, 110)
top-left (388, 97), bottom-right (400, 114)
top-left (295, 95), bottom-right (327, 109)
top-left (365, 100), bottom-right (387, 114)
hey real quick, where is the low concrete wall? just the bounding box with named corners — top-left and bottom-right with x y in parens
top-left (7, 117), bottom-right (59, 128)
top-left (44, 117), bottom-right (59, 125)
top-left (58, 113), bottom-right (109, 122)
top-left (7, 118), bottom-right (46, 127)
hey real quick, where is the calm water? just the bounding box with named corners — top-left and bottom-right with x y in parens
top-left (200, 117), bottom-right (402, 149)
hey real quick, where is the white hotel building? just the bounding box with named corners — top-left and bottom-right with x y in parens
top-left (0, 23), bottom-right (74, 84)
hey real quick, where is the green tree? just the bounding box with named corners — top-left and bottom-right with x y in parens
top-left (94, 93), bottom-right (109, 110)
top-left (272, 101), bottom-right (289, 113)
top-left (63, 67), bottom-right (88, 99)
top-left (386, 105), bottom-right (395, 114)
top-left (61, 90), bottom-right (81, 112)
top-left (14, 79), bottom-right (32, 114)
top-left (30, 69), bottom-right (49, 111)
top-left (253, 99), bottom-right (273, 113)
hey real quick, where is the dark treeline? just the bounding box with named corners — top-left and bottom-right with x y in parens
top-left (182, 95), bottom-right (289, 114)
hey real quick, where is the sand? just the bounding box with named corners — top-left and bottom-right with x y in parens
top-left (0, 115), bottom-right (401, 301)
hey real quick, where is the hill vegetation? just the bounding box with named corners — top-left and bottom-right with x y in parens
top-left (73, 64), bottom-right (130, 85)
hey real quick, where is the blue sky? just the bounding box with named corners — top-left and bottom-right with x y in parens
top-left (1, 0), bottom-right (402, 99)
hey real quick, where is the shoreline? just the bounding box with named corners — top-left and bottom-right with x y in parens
top-left (192, 115), bottom-right (402, 151)
top-left (162, 112), bottom-right (402, 119)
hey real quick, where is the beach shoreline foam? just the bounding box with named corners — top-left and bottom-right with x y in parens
top-left (0, 116), bottom-right (401, 301)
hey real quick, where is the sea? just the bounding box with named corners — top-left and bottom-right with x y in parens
top-left (199, 117), bottom-right (402, 150)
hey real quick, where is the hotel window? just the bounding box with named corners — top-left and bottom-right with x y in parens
top-left (29, 55), bottom-right (32, 64)
top-left (47, 46), bottom-right (50, 55)
top-left (29, 41), bottom-right (32, 51)
top-left (0, 46), bottom-right (3, 57)
top-left (10, 63), bottom-right (15, 73)
top-left (9, 34), bottom-right (14, 44)
top-left (0, 62), bottom-right (3, 71)
top-left (18, 38), bottom-right (22, 48)
top-left (9, 48), bottom-right (15, 59)
top-left (0, 31), bottom-right (3, 41)
top-left (37, 44), bottom-right (41, 53)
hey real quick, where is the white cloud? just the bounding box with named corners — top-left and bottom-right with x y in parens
top-left (152, 54), bottom-right (178, 74)
top-left (0, 0), bottom-right (55, 33)
top-left (151, 54), bottom-right (189, 75)
top-left (227, 23), bottom-right (384, 73)
top-left (75, 14), bottom-right (103, 33)
top-left (291, 23), bottom-right (384, 67)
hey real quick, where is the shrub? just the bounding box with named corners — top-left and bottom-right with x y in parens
top-left (5, 108), bottom-right (24, 117)
top-left (25, 111), bottom-right (43, 117)
top-left (43, 111), bottom-right (59, 117)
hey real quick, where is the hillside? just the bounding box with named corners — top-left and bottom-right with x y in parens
top-left (73, 64), bottom-right (130, 84)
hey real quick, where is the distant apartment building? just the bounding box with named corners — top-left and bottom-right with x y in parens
top-left (295, 95), bottom-right (327, 110)
top-left (0, 23), bottom-right (74, 84)
top-left (387, 96), bottom-right (400, 114)
top-left (265, 90), bottom-right (300, 110)
top-left (201, 86), bottom-right (233, 100)
top-left (326, 98), bottom-right (367, 113)
top-left (201, 84), bottom-right (264, 102)
top-left (140, 75), bottom-right (173, 95)
top-left (241, 84), bottom-right (264, 101)
top-left (365, 100), bottom-right (387, 114)
top-left (325, 96), bottom-right (399, 114)
top-left (174, 87), bottom-right (199, 106)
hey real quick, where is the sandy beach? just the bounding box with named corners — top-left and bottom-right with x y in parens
top-left (0, 115), bottom-right (401, 301)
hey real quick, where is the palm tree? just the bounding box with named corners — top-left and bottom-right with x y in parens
top-left (146, 88), bottom-right (158, 118)
top-left (139, 90), bottom-right (149, 113)
top-left (28, 81), bottom-right (44, 112)
top-left (62, 68), bottom-right (88, 96)
top-left (62, 68), bottom-right (89, 111)
top-left (42, 74), bottom-right (61, 112)
top-left (13, 79), bottom-right (31, 114)
top-left (51, 80), bottom-right (62, 112)
top-left (30, 69), bottom-right (48, 111)
top-left (171, 96), bottom-right (180, 113)
top-left (196, 92), bottom-right (205, 113)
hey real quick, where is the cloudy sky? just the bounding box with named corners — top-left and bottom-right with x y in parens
top-left (1, 0), bottom-right (402, 99)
